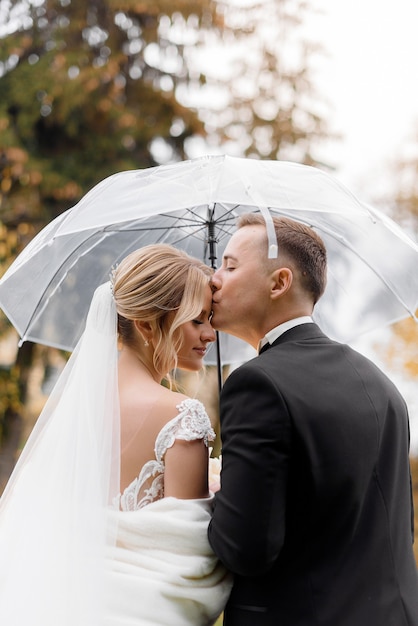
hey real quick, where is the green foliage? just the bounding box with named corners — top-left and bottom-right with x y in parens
top-left (0, 0), bottom-right (224, 462)
top-left (0, 1), bottom-right (220, 227)
top-left (0, 0), bottom-right (330, 256)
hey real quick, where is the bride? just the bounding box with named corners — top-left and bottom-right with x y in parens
top-left (0, 244), bottom-right (232, 625)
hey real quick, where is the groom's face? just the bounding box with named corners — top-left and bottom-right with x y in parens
top-left (211, 225), bottom-right (271, 345)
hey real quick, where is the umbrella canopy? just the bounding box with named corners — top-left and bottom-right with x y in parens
top-left (0, 155), bottom-right (417, 367)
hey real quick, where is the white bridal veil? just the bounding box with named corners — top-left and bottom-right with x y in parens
top-left (0, 283), bottom-right (120, 625)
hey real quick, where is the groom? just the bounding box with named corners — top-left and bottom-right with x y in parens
top-left (208, 213), bottom-right (418, 625)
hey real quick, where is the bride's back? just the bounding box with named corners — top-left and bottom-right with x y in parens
top-left (117, 348), bottom-right (189, 494)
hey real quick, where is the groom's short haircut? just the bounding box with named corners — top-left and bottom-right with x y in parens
top-left (237, 213), bottom-right (327, 304)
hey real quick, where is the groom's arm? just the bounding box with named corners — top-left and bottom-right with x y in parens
top-left (208, 362), bottom-right (291, 576)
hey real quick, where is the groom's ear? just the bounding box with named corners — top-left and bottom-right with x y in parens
top-left (270, 267), bottom-right (293, 300)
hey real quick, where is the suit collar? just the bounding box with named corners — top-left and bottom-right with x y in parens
top-left (258, 316), bottom-right (314, 353)
top-left (259, 322), bottom-right (325, 353)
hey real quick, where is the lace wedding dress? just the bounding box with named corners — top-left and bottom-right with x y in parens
top-left (104, 398), bottom-right (233, 626)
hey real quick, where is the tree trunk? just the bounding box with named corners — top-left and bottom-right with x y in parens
top-left (0, 341), bottom-right (35, 494)
top-left (0, 408), bottom-right (23, 494)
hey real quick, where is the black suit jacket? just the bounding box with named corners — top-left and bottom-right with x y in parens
top-left (208, 324), bottom-right (418, 625)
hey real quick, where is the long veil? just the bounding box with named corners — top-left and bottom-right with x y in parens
top-left (0, 282), bottom-right (120, 625)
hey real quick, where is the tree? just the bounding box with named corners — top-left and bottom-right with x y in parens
top-left (0, 0), bottom-right (221, 228)
top-left (0, 0), bottom-right (224, 486)
top-left (179, 0), bottom-right (329, 164)
top-left (384, 317), bottom-right (418, 379)
top-left (392, 143), bottom-right (418, 239)
top-left (383, 140), bottom-right (418, 566)
top-left (0, 0), bottom-right (331, 485)
top-left (380, 140), bottom-right (418, 384)
top-left (0, 0), bottom-right (330, 260)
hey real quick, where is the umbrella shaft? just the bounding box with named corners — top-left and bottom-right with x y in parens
top-left (207, 205), bottom-right (218, 270)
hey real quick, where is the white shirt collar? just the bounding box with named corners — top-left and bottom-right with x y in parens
top-left (258, 316), bottom-right (314, 353)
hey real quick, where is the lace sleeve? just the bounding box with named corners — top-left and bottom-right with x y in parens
top-left (117, 398), bottom-right (216, 511)
top-left (155, 398), bottom-right (215, 462)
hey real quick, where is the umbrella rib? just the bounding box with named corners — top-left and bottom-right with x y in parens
top-left (103, 206), bottom-right (238, 236)
top-left (105, 223), bottom-right (206, 232)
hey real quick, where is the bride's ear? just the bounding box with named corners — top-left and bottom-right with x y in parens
top-left (133, 320), bottom-right (153, 344)
top-left (270, 267), bottom-right (293, 300)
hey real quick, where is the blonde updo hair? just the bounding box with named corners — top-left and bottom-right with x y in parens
top-left (112, 244), bottom-right (213, 376)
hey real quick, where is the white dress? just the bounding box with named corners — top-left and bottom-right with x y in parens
top-left (104, 398), bottom-right (232, 625)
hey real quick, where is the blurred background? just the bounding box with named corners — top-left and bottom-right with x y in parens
top-left (0, 0), bottom-right (417, 561)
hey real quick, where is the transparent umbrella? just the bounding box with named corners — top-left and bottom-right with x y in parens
top-left (0, 154), bottom-right (417, 387)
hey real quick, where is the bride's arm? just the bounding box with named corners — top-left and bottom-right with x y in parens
top-left (164, 438), bottom-right (210, 499)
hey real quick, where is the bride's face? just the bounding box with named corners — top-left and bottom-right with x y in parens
top-left (176, 286), bottom-right (215, 371)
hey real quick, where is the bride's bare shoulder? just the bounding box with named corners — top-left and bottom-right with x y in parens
top-left (120, 381), bottom-right (191, 430)
top-left (152, 388), bottom-right (191, 421)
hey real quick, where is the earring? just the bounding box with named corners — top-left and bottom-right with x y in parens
top-left (144, 340), bottom-right (149, 347)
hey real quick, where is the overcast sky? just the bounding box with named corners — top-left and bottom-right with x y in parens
top-left (311, 0), bottom-right (418, 202)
